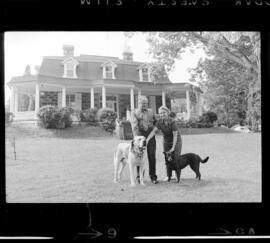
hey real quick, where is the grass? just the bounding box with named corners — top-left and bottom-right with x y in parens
top-left (5, 124), bottom-right (261, 202)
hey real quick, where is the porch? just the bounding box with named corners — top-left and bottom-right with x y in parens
top-left (8, 81), bottom-right (202, 122)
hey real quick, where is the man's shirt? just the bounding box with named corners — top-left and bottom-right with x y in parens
top-left (130, 108), bottom-right (156, 136)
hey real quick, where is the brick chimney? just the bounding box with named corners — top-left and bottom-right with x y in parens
top-left (63, 45), bottom-right (74, 57)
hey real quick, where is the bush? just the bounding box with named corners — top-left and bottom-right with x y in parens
top-left (37, 105), bottom-right (73, 129)
top-left (58, 107), bottom-right (73, 128)
top-left (217, 112), bottom-right (241, 128)
top-left (83, 107), bottom-right (98, 125)
top-left (201, 111), bottom-right (218, 124)
top-left (72, 109), bottom-right (86, 123)
top-left (5, 111), bottom-right (14, 125)
top-left (176, 116), bottom-right (214, 129)
top-left (97, 108), bottom-right (117, 132)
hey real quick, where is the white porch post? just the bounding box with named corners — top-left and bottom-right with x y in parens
top-left (62, 86), bottom-right (66, 107)
top-left (34, 84), bottom-right (40, 117)
top-left (14, 87), bottom-right (18, 113)
top-left (130, 87), bottom-right (134, 111)
top-left (10, 86), bottom-right (14, 113)
top-left (102, 86), bottom-right (106, 108)
top-left (186, 89), bottom-right (191, 120)
top-left (90, 87), bottom-right (95, 108)
top-left (162, 90), bottom-right (166, 107)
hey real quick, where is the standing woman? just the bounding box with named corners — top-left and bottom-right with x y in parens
top-left (147, 106), bottom-right (182, 181)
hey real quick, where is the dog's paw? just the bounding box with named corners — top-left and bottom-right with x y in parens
top-left (130, 183), bottom-right (136, 187)
top-left (140, 181), bottom-right (145, 186)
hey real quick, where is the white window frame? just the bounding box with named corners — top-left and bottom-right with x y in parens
top-left (105, 65), bottom-right (113, 79)
top-left (101, 60), bottom-right (117, 79)
top-left (139, 65), bottom-right (151, 82)
top-left (62, 58), bottom-right (79, 79)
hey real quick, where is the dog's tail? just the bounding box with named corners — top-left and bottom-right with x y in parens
top-left (201, 156), bottom-right (209, 163)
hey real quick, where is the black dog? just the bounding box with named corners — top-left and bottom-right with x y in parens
top-left (163, 151), bottom-right (209, 182)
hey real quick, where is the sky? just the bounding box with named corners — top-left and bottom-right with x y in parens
top-left (4, 31), bottom-right (207, 104)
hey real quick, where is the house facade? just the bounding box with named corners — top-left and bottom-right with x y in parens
top-left (7, 45), bottom-right (203, 121)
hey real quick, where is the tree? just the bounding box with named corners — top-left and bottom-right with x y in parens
top-left (145, 32), bottom-right (261, 131)
top-left (192, 56), bottom-right (250, 127)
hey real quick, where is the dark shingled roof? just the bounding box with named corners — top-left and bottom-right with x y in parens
top-left (38, 54), bottom-right (171, 84)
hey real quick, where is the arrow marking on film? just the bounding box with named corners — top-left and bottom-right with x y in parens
top-left (208, 228), bottom-right (233, 235)
top-left (76, 228), bottom-right (103, 239)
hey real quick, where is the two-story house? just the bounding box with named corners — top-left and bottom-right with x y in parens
top-left (7, 44), bottom-right (203, 121)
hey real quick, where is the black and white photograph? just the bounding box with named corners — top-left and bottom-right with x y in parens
top-left (4, 31), bottom-right (261, 203)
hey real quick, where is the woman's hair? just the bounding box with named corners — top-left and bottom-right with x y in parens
top-left (158, 106), bottom-right (170, 114)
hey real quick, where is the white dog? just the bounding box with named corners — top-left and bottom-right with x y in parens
top-left (113, 136), bottom-right (147, 186)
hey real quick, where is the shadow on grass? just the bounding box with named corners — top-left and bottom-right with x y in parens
top-left (180, 127), bottom-right (238, 135)
top-left (6, 124), bottom-right (244, 140)
top-left (5, 124), bottom-right (116, 140)
top-left (175, 177), bottom-right (256, 191)
top-left (49, 126), bottom-right (115, 139)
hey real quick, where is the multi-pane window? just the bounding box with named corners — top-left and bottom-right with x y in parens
top-left (66, 63), bottom-right (74, 78)
top-left (63, 59), bottom-right (78, 78)
top-left (142, 68), bottom-right (149, 81)
top-left (66, 94), bottom-right (75, 108)
top-left (105, 66), bottom-right (113, 79)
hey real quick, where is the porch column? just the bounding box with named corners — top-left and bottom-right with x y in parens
top-left (34, 84), bottom-right (40, 116)
top-left (186, 89), bottom-right (191, 120)
top-left (130, 87), bottom-right (134, 111)
top-left (90, 87), bottom-right (95, 108)
top-left (162, 90), bottom-right (166, 107)
top-left (62, 86), bottom-right (66, 107)
top-left (10, 86), bottom-right (14, 113)
top-left (102, 85), bottom-right (106, 108)
top-left (14, 87), bottom-right (18, 113)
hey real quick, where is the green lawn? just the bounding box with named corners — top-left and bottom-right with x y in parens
top-left (5, 124), bottom-right (261, 202)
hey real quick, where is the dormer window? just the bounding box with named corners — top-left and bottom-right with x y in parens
top-left (138, 64), bottom-right (151, 82)
top-left (101, 60), bottom-right (117, 79)
top-left (105, 66), bottom-right (113, 79)
top-left (62, 58), bottom-right (79, 79)
top-left (142, 68), bottom-right (149, 81)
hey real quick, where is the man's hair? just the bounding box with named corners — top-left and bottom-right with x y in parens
top-left (138, 95), bottom-right (148, 104)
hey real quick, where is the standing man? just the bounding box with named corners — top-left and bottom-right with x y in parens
top-left (130, 96), bottom-right (158, 184)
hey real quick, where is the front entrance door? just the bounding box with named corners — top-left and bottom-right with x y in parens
top-left (66, 93), bottom-right (76, 109)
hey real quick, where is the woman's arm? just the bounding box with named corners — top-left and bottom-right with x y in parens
top-left (146, 127), bottom-right (158, 144)
top-left (169, 131), bottom-right (178, 152)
